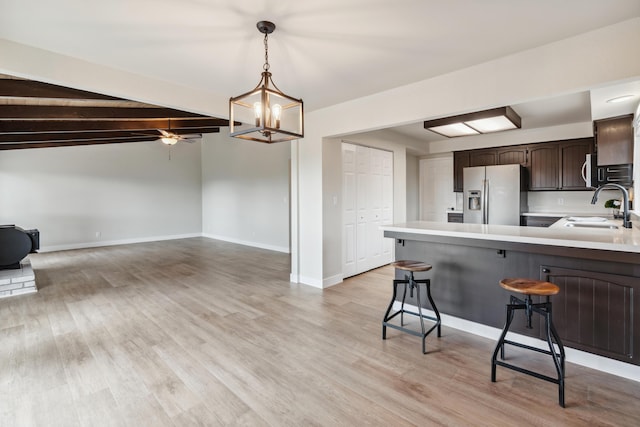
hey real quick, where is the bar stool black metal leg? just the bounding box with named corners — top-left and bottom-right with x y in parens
top-left (413, 278), bottom-right (428, 354)
top-left (425, 280), bottom-right (442, 337)
top-left (382, 279), bottom-right (399, 340)
top-left (500, 300), bottom-right (516, 360)
top-left (544, 304), bottom-right (565, 408)
top-left (400, 276), bottom-right (409, 326)
top-left (546, 296), bottom-right (566, 376)
top-left (492, 303), bottom-right (516, 382)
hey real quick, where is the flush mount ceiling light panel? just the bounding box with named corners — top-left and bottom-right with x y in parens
top-left (424, 106), bottom-right (521, 138)
top-left (229, 21), bottom-right (304, 143)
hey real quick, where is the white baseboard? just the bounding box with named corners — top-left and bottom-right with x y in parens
top-left (296, 275), bottom-right (323, 288)
top-left (323, 274), bottom-right (343, 288)
top-left (202, 233), bottom-right (290, 254)
top-left (393, 301), bottom-right (640, 383)
top-left (290, 273), bottom-right (343, 289)
top-left (39, 233), bottom-right (203, 253)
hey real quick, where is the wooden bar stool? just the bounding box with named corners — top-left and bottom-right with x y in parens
top-left (382, 260), bottom-right (441, 354)
top-left (491, 278), bottom-right (566, 407)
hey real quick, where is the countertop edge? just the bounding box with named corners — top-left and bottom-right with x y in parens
top-left (381, 221), bottom-right (640, 254)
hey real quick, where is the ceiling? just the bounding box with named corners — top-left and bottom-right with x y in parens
top-left (1, 1), bottom-right (640, 149)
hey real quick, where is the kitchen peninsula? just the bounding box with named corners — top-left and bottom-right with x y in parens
top-left (382, 219), bottom-right (640, 368)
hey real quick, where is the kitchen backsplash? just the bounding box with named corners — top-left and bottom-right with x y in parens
top-left (454, 190), bottom-right (625, 214)
top-left (527, 190), bottom-right (623, 214)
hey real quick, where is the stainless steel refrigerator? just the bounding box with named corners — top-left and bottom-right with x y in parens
top-left (463, 164), bottom-right (527, 225)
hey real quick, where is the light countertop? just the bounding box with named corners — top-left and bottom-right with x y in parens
top-left (381, 218), bottom-right (640, 253)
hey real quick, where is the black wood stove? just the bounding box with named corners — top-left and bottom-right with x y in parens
top-left (0, 225), bottom-right (40, 269)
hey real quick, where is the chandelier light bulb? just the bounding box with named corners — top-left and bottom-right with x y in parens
top-left (272, 104), bottom-right (282, 129)
top-left (253, 102), bottom-right (262, 127)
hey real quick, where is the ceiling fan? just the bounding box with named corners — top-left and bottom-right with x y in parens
top-left (156, 129), bottom-right (202, 145)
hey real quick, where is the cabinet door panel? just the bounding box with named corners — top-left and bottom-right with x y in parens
top-left (469, 150), bottom-right (497, 167)
top-left (453, 151), bottom-right (470, 192)
top-left (497, 147), bottom-right (527, 166)
top-left (559, 138), bottom-right (593, 190)
top-left (528, 144), bottom-right (559, 190)
top-left (540, 266), bottom-right (638, 363)
top-left (595, 115), bottom-right (633, 165)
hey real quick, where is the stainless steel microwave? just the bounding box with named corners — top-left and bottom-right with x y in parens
top-left (582, 154), bottom-right (633, 188)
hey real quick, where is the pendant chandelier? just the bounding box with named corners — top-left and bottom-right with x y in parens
top-left (229, 21), bottom-right (304, 143)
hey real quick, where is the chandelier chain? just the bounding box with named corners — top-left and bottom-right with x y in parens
top-left (263, 33), bottom-right (270, 72)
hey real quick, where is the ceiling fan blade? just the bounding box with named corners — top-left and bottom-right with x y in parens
top-left (158, 129), bottom-right (171, 137)
top-left (179, 133), bottom-right (202, 140)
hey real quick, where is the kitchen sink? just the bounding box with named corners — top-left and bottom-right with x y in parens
top-left (564, 222), bottom-right (619, 229)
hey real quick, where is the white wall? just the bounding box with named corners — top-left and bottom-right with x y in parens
top-left (0, 141), bottom-right (202, 251)
top-left (406, 154), bottom-right (420, 221)
top-left (201, 133), bottom-right (291, 253)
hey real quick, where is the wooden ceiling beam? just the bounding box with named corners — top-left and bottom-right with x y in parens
top-left (0, 138), bottom-right (164, 151)
top-left (0, 128), bottom-right (219, 143)
top-left (0, 118), bottom-right (228, 133)
top-left (0, 79), bottom-right (122, 100)
top-left (0, 105), bottom-right (212, 119)
top-left (0, 76), bottom-right (232, 150)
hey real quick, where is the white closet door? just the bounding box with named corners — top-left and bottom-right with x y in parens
top-left (342, 144), bottom-right (357, 278)
top-left (355, 145), bottom-right (370, 274)
top-left (381, 150), bottom-right (394, 263)
top-left (367, 148), bottom-right (383, 270)
top-left (342, 143), bottom-right (394, 278)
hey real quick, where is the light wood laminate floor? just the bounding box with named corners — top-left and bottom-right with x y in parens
top-left (1, 238), bottom-right (639, 426)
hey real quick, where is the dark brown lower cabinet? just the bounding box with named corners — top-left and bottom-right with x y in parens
top-left (447, 212), bottom-right (463, 223)
top-left (540, 266), bottom-right (639, 364)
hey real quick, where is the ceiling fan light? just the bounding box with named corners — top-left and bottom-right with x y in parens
top-left (161, 136), bottom-right (178, 145)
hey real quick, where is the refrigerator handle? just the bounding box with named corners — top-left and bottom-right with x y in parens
top-left (482, 179), bottom-right (488, 224)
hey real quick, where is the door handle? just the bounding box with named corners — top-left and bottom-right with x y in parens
top-left (482, 179), bottom-right (488, 224)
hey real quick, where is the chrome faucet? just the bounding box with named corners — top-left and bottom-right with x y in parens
top-left (591, 183), bottom-right (632, 228)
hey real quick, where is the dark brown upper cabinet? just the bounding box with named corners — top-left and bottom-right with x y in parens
top-left (559, 138), bottom-right (594, 190)
top-left (497, 146), bottom-right (528, 166)
top-left (469, 149), bottom-right (497, 167)
top-left (594, 114), bottom-right (634, 165)
top-left (528, 143), bottom-right (559, 190)
top-left (453, 151), bottom-right (470, 192)
top-left (452, 138), bottom-right (594, 192)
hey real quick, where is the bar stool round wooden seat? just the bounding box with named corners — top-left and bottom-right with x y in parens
top-left (491, 278), bottom-right (566, 407)
top-left (382, 260), bottom-right (442, 354)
